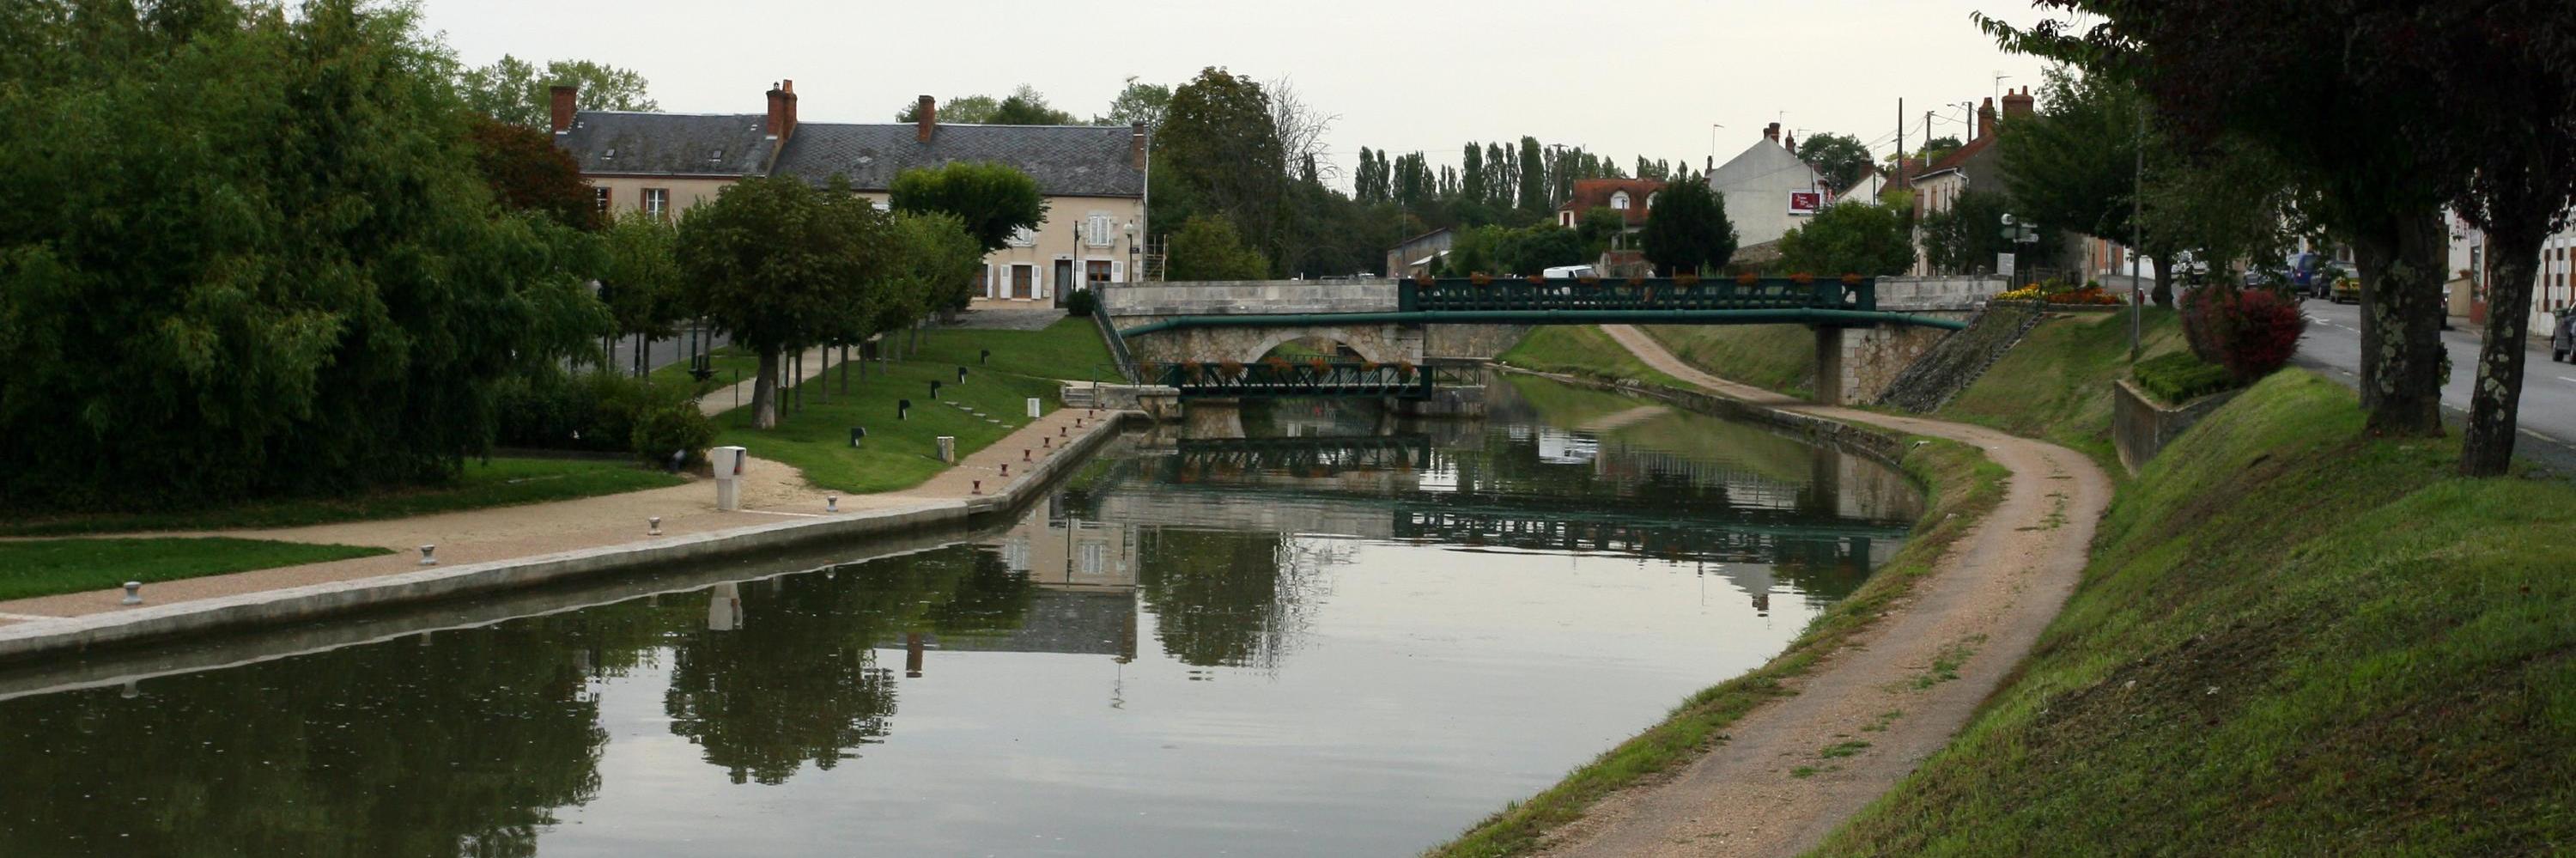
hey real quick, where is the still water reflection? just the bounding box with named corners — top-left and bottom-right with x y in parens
top-left (0, 374), bottom-right (1919, 856)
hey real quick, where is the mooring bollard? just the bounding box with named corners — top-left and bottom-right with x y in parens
top-left (1023, 448), bottom-right (1031, 462)
top-left (647, 516), bottom-right (663, 536)
top-left (826, 495), bottom-right (839, 513)
top-left (121, 581), bottom-right (143, 605)
top-left (1042, 436), bottom-right (1052, 448)
top-left (418, 545), bottom-right (438, 566)
top-left (971, 479), bottom-right (981, 494)
top-left (1000, 463), bottom-right (1010, 476)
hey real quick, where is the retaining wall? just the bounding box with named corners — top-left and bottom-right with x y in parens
top-left (2111, 379), bottom-right (2240, 475)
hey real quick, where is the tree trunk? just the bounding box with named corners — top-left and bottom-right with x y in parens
top-left (793, 350), bottom-right (805, 413)
top-left (752, 348), bottom-right (781, 429)
top-left (2350, 209), bottom-right (2451, 435)
top-left (2461, 231), bottom-right (2543, 476)
top-left (840, 344), bottom-right (851, 393)
top-left (2150, 256), bottom-right (2173, 307)
top-left (635, 335), bottom-right (647, 379)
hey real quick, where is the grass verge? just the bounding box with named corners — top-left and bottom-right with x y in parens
top-left (1495, 326), bottom-right (1691, 388)
top-left (1932, 307), bottom-right (2184, 472)
top-left (0, 538), bottom-right (390, 601)
top-left (0, 459), bottom-right (686, 538)
top-left (1637, 324), bottom-right (1818, 399)
top-left (908, 316), bottom-right (1121, 382)
top-left (1429, 434), bottom-right (2008, 858)
top-left (1813, 370), bottom-right (2576, 855)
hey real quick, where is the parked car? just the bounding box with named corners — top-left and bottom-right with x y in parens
top-left (2554, 312), bottom-right (2576, 363)
top-left (1541, 265), bottom-right (1599, 280)
top-left (2330, 274), bottom-right (2361, 304)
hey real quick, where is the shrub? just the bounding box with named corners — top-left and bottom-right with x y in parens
top-left (2133, 352), bottom-right (2240, 404)
top-left (494, 368), bottom-right (700, 456)
top-left (1064, 288), bottom-right (1099, 317)
top-left (2180, 285), bottom-right (2307, 382)
top-left (629, 402), bottom-right (716, 468)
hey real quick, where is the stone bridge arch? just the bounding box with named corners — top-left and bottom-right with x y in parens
top-left (1125, 322), bottom-right (1425, 368)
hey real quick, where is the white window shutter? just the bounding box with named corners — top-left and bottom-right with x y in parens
top-left (1111, 261), bottom-right (1124, 283)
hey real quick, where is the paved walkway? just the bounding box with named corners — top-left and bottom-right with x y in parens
top-left (0, 403), bottom-right (1118, 621)
top-left (1528, 326), bottom-right (2113, 858)
top-left (698, 344), bottom-right (848, 418)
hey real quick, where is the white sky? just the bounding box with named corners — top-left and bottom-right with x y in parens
top-left (416, 0), bottom-right (2059, 190)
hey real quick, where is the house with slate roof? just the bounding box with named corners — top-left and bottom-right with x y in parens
top-left (1705, 123), bottom-right (1830, 250)
top-left (550, 82), bottom-right (1151, 306)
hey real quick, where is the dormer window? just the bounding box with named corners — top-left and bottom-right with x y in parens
top-left (601, 148), bottom-right (616, 161)
top-left (709, 149), bottom-right (723, 162)
top-left (1647, 192), bottom-right (1659, 209)
top-left (1610, 191), bottom-right (1631, 210)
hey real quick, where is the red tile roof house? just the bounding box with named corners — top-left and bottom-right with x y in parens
top-left (1555, 179), bottom-right (1666, 274)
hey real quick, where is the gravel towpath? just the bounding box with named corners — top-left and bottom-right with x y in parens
top-left (1529, 326), bottom-right (2112, 858)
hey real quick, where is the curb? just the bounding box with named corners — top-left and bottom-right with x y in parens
top-left (0, 410), bottom-right (1145, 668)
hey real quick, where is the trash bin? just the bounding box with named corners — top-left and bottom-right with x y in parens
top-left (936, 435), bottom-right (957, 464)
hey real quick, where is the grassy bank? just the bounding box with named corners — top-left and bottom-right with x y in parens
top-left (1814, 370), bottom-right (2576, 855)
top-left (1931, 307), bottom-right (2182, 471)
top-left (0, 459), bottom-right (685, 538)
top-left (0, 538), bottom-right (390, 601)
top-left (1495, 326), bottom-right (1689, 387)
top-left (715, 357), bottom-right (1064, 495)
top-left (1638, 324), bottom-right (1818, 399)
top-left (908, 316), bottom-right (1119, 382)
top-left (1431, 435), bottom-right (2008, 858)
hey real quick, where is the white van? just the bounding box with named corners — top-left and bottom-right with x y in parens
top-left (1541, 265), bottom-right (1598, 280)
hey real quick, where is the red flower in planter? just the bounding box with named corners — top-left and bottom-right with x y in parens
top-left (1526, 273), bottom-right (1546, 284)
top-left (1735, 271), bottom-right (1759, 286)
top-left (1470, 272), bottom-right (1493, 285)
top-left (1674, 273), bottom-right (1702, 287)
top-left (1840, 273), bottom-right (1862, 285)
top-left (1790, 272), bottom-right (1816, 285)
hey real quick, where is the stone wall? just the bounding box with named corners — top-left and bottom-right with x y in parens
top-left (1876, 275), bottom-right (2010, 312)
top-left (1425, 323), bottom-right (1534, 360)
top-left (1101, 280), bottom-right (1398, 317)
top-left (1877, 301), bottom-right (2045, 413)
top-left (2111, 379), bottom-right (2241, 474)
top-left (1835, 323), bottom-right (1960, 405)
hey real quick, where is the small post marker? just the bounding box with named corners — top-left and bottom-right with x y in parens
top-left (418, 545), bottom-right (439, 566)
top-left (1001, 463), bottom-right (1010, 476)
top-left (826, 495), bottom-right (839, 513)
top-left (647, 517), bottom-right (663, 536)
top-left (1042, 436), bottom-right (1052, 448)
top-left (1060, 426), bottom-right (1068, 437)
top-left (121, 581), bottom-right (143, 605)
top-left (1023, 448), bottom-right (1032, 462)
top-left (957, 366), bottom-right (969, 382)
top-left (899, 399), bottom-right (912, 421)
top-left (971, 479), bottom-right (982, 494)
top-left (980, 349), bottom-right (991, 364)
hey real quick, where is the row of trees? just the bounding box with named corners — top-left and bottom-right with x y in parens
top-left (1982, 3), bottom-right (2575, 475)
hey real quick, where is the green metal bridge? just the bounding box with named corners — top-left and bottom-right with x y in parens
top-left (1133, 362), bottom-right (1481, 399)
top-left (1113, 277), bottom-right (1970, 340)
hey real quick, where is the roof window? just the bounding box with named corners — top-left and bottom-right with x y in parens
top-left (602, 148), bottom-right (617, 161)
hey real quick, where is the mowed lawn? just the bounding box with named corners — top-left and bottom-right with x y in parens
top-left (705, 316), bottom-right (1115, 494)
top-left (0, 538), bottom-right (391, 601)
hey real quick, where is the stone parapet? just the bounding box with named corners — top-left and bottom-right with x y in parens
top-left (1101, 280), bottom-right (1399, 317)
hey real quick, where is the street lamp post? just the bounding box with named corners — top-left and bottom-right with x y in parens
top-left (1124, 220), bottom-right (1139, 284)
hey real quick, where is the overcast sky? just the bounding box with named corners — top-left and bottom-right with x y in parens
top-left (417, 0), bottom-right (2060, 189)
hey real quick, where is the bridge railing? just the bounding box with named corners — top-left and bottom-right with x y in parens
top-left (1396, 277), bottom-right (1874, 313)
top-left (1134, 360), bottom-right (1439, 399)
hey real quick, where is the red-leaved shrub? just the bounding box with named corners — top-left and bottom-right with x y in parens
top-left (2180, 285), bottom-right (2307, 382)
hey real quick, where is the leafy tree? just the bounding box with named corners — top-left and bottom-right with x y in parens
top-left (1918, 190), bottom-right (2057, 277)
top-left (882, 210), bottom-right (984, 325)
top-left (1916, 136), bottom-right (1964, 166)
top-left (2445, 16), bottom-right (2576, 476)
top-left (676, 176), bottom-right (889, 429)
top-left (0, 0), bottom-right (611, 510)
top-left (1639, 180), bottom-right (1738, 275)
top-left (599, 211), bottom-right (683, 375)
top-left (465, 116), bottom-right (596, 230)
top-left (458, 54), bottom-right (655, 129)
top-left (887, 161), bottom-right (1047, 253)
top-left (1165, 215), bottom-right (1270, 280)
top-left (1798, 132), bottom-right (1876, 193)
top-left (987, 84), bottom-right (1075, 125)
top-left (1981, 2), bottom-right (2468, 436)
top-left (1498, 226), bottom-right (1585, 275)
top-left (1997, 67), bottom-right (2168, 298)
top-left (1095, 76), bottom-right (1170, 129)
top-left (1577, 206), bottom-right (1627, 257)
top-left (1461, 143), bottom-right (1488, 207)
top-left (1516, 137), bottom-right (1546, 214)
top-left (1777, 201), bottom-right (1915, 277)
top-left (1159, 68), bottom-right (1284, 269)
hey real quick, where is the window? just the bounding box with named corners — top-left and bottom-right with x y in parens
top-left (1647, 192), bottom-right (1659, 209)
top-left (1086, 259), bottom-right (1112, 287)
top-left (1006, 225), bottom-right (1037, 247)
top-left (974, 265), bottom-right (992, 298)
top-left (1084, 212), bottom-right (1117, 247)
top-left (593, 187), bottom-right (611, 216)
top-left (1010, 264), bottom-right (1035, 298)
top-left (1610, 191), bottom-right (1631, 210)
top-left (642, 188), bottom-right (670, 220)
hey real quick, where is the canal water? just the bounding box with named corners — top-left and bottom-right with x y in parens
top-left (0, 373), bottom-right (1920, 857)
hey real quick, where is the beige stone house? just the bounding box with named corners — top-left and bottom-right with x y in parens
top-left (550, 82), bottom-right (1150, 307)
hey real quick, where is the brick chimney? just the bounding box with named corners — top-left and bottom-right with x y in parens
top-left (1977, 96), bottom-right (1997, 140)
top-left (2002, 86), bottom-right (2035, 122)
top-left (1129, 122), bottom-right (1148, 169)
top-left (549, 84), bottom-right (576, 134)
top-left (765, 80), bottom-right (798, 138)
top-left (1764, 122), bottom-right (1780, 143)
top-left (916, 95), bottom-right (937, 143)
top-left (1783, 130), bottom-right (1797, 152)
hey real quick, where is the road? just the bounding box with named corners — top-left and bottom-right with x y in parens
top-left (2293, 300), bottom-right (2576, 458)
